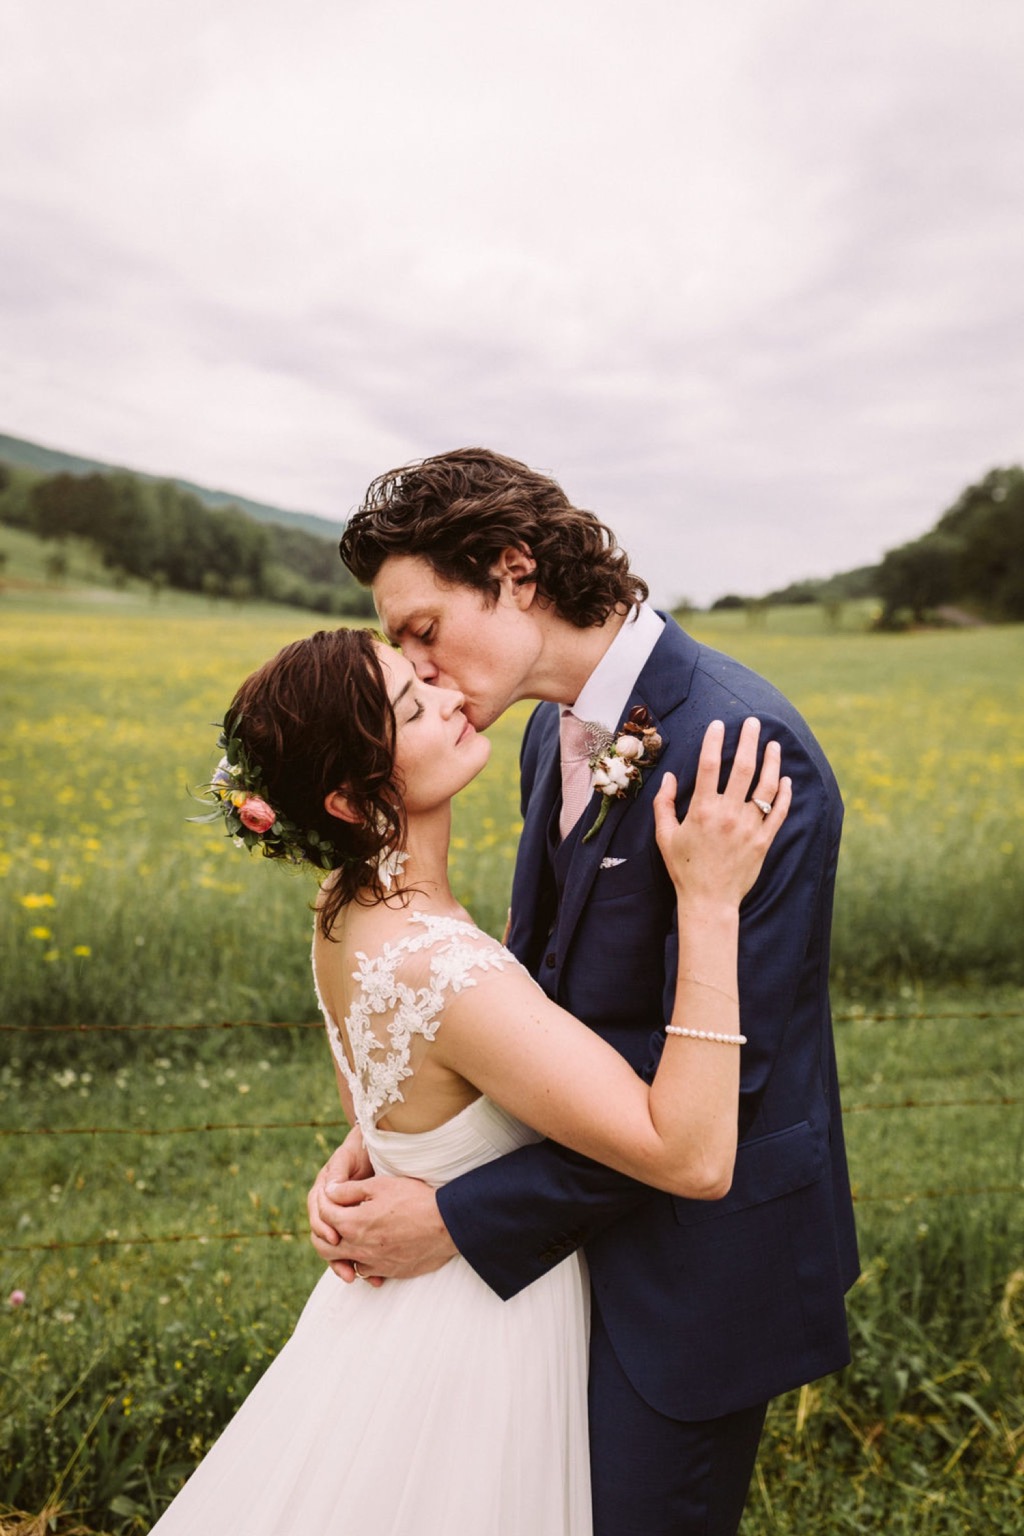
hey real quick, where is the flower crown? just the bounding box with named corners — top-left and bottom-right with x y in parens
top-left (191, 718), bottom-right (340, 869)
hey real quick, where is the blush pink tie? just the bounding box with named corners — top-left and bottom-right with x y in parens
top-left (559, 709), bottom-right (594, 839)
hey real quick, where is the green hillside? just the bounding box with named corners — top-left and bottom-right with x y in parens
top-left (0, 440), bottom-right (372, 617)
top-left (0, 430), bottom-right (347, 543)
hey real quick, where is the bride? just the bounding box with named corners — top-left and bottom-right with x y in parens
top-left (153, 625), bottom-right (789, 1535)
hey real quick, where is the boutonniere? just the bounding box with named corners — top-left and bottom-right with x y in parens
top-left (582, 706), bottom-right (663, 842)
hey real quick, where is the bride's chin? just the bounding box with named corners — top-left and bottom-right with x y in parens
top-left (455, 743), bottom-right (492, 796)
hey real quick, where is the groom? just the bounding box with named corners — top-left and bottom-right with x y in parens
top-left (309, 448), bottom-right (859, 1536)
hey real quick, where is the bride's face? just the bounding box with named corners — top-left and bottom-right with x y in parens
top-left (378, 643), bottom-right (492, 814)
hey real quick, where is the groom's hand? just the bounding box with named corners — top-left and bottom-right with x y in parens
top-left (310, 1172), bottom-right (458, 1284)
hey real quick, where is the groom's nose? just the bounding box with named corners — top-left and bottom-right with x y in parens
top-left (399, 636), bottom-right (437, 681)
top-left (411, 650), bottom-right (439, 683)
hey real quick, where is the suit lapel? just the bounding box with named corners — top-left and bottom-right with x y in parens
top-left (555, 696), bottom-right (669, 960)
top-left (510, 616), bottom-right (701, 973)
top-left (552, 617), bottom-right (700, 967)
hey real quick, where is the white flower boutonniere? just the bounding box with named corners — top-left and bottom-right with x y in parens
top-left (582, 706), bottom-right (663, 843)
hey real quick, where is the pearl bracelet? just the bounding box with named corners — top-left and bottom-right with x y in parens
top-left (665, 1026), bottom-right (747, 1045)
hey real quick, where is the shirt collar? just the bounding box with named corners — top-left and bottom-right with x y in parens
top-left (567, 603), bottom-right (665, 732)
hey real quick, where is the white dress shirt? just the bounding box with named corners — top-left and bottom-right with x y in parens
top-left (564, 603), bottom-right (665, 732)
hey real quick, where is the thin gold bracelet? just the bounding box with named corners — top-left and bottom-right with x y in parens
top-left (679, 975), bottom-right (740, 1005)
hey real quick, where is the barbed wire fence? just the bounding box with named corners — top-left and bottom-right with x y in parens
top-left (2, 1006), bottom-right (1021, 1036)
top-left (3, 1007), bottom-right (1021, 1256)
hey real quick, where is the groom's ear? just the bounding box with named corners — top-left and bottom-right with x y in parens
top-left (491, 545), bottom-right (537, 608)
top-left (324, 789), bottom-right (362, 825)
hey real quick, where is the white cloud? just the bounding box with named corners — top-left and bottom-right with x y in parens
top-left (1, 0), bottom-right (1022, 602)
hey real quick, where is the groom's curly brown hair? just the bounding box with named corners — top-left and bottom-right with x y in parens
top-left (339, 448), bottom-right (648, 627)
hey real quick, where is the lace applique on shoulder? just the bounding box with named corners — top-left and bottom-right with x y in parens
top-left (313, 913), bottom-right (515, 1133)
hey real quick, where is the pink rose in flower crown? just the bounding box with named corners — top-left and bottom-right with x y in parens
top-left (238, 796), bottom-right (277, 834)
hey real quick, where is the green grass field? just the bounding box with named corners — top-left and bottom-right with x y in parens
top-left (3, 999), bottom-right (1020, 1533)
top-left (1, 589), bottom-right (1022, 1533)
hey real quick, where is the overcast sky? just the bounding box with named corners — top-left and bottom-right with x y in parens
top-left (2, 0), bottom-right (1022, 605)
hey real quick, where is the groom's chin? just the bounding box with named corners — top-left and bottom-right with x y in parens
top-left (463, 703), bottom-right (496, 733)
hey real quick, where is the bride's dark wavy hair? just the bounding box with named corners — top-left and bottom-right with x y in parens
top-left (226, 628), bottom-right (404, 938)
top-left (339, 447), bottom-right (648, 626)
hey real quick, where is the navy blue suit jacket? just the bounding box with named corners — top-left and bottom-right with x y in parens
top-left (437, 617), bottom-right (859, 1420)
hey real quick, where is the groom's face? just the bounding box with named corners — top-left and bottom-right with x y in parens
top-left (373, 554), bottom-right (542, 731)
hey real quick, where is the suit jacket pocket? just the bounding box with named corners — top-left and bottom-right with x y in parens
top-left (671, 1119), bottom-right (826, 1227)
top-left (585, 844), bottom-right (661, 902)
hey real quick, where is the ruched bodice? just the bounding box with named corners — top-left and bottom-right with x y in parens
top-left (364, 1094), bottom-right (542, 1184)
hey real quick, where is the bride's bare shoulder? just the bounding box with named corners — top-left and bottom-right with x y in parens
top-left (314, 893), bottom-right (402, 960)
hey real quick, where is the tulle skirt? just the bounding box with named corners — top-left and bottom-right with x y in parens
top-left (150, 1251), bottom-right (591, 1535)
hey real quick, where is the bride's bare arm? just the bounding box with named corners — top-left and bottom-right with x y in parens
top-left (308, 717), bottom-right (788, 1274)
top-left (433, 719), bottom-right (790, 1198)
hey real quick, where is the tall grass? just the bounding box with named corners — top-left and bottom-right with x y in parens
top-left (745, 1206), bottom-right (1023, 1534)
top-left (687, 612), bottom-right (1024, 992)
top-left (2, 996), bottom-right (1020, 1533)
top-left (2, 604), bottom-right (1023, 1052)
top-left (0, 603), bottom-right (531, 1062)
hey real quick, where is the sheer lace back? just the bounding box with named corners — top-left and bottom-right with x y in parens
top-left (313, 912), bottom-right (516, 1133)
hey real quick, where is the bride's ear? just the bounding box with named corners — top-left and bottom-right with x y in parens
top-left (324, 789), bottom-right (361, 825)
top-left (491, 545), bottom-right (537, 608)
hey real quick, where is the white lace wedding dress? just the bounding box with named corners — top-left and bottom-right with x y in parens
top-left (150, 914), bottom-right (592, 1535)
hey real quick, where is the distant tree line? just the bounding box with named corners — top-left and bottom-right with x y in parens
top-left (875, 466), bottom-right (1024, 625)
top-left (710, 564), bottom-right (878, 613)
top-left (0, 461), bottom-right (373, 616)
top-left (708, 465), bottom-right (1024, 625)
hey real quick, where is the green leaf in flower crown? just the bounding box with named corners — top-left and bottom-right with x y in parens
top-left (186, 809), bottom-right (224, 825)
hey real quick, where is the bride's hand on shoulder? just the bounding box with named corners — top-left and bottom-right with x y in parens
top-left (653, 717), bottom-right (791, 909)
